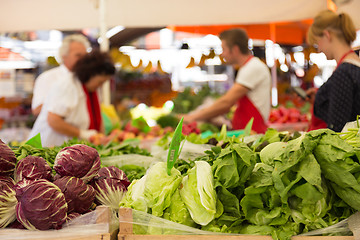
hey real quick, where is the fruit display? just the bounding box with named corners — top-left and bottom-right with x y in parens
top-left (182, 121), bottom-right (201, 135)
top-left (268, 105), bottom-right (309, 124)
top-left (89, 122), bottom-right (173, 146)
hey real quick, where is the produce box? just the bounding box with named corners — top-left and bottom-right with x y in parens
top-left (118, 208), bottom-right (355, 240)
top-left (0, 206), bottom-right (113, 240)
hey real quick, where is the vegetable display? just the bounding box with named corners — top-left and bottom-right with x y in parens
top-left (119, 128), bottom-right (360, 240)
top-left (1, 141), bottom-right (131, 231)
top-left (1, 122), bottom-right (360, 238)
top-left (12, 144), bottom-right (58, 167)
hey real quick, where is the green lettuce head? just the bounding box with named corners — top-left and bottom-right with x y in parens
top-left (121, 162), bottom-right (182, 217)
top-left (144, 162), bottom-right (182, 217)
top-left (180, 161), bottom-right (217, 226)
top-left (120, 176), bottom-right (148, 212)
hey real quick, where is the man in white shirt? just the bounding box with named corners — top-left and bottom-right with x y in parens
top-left (31, 34), bottom-right (90, 116)
top-left (183, 28), bottom-right (271, 133)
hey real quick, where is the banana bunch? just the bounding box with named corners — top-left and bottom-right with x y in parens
top-left (109, 48), bottom-right (167, 74)
top-left (157, 60), bottom-right (167, 75)
top-left (142, 61), bottom-right (152, 73)
top-left (186, 48), bottom-right (222, 68)
top-left (186, 57), bottom-right (196, 68)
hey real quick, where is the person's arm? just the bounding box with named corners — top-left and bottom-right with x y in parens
top-left (100, 121), bottom-right (105, 134)
top-left (31, 72), bottom-right (50, 116)
top-left (47, 112), bottom-right (80, 137)
top-left (305, 88), bottom-right (318, 104)
top-left (32, 104), bottom-right (42, 116)
top-left (183, 83), bottom-right (249, 123)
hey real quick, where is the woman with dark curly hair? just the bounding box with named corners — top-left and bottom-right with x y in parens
top-left (29, 50), bottom-right (116, 147)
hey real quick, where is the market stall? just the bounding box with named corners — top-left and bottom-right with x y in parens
top-left (1, 119), bottom-right (360, 239)
top-left (1, 0), bottom-right (360, 239)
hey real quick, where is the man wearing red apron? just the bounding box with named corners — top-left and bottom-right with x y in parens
top-left (183, 29), bottom-right (271, 133)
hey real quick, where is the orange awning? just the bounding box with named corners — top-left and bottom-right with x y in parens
top-left (169, 19), bottom-right (313, 46)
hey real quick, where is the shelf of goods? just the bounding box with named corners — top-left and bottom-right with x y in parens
top-left (117, 208), bottom-right (354, 240)
top-left (0, 206), bottom-right (113, 240)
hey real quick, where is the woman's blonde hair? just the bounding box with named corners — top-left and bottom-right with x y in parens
top-left (307, 10), bottom-right (356, 46)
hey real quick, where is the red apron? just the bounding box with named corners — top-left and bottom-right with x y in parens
top-left (232, 95), bottom-right (268, 133)
top-left (308, 106), bottom-right (327, 131)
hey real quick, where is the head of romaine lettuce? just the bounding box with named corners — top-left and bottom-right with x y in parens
top-left (120, 176), bottom-right (148, 212)
top-left (121, 162), bottom-right (182, 217)
top-left (143, 162), bottom-right (182, 217)
top-left (180, 160), bottom-right (217, 226)
top-left (163, 189), bottom-right (197, 228)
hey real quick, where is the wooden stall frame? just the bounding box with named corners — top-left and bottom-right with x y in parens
top-left (118, 208), bottom-right (354, 240)
top-left (0, 206), bottom-right (112, 240)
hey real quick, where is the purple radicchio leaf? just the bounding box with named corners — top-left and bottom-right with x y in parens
top-left (54, 144), bottom-right (100, 183)
top-left (15, 179), bottom-right (68, 230)
top-left (92, 166), bottom-right (129, 210)
top-left (15, 155), bottom-right (53, 182)
top-left (0, 176), bottom-right (17, 228)
top-left (53, 176), bottom-right (95, 214)
top-left (0, 139), bottom-right (16, 177)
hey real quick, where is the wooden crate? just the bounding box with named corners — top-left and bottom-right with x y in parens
top-left (0, 206), bottom-right (112, 240)
top-left (118, 208), bottom-right (354, 240)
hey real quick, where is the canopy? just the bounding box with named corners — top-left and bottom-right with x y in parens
top-left (169, 20), bottom-right (313, 45)
top-left (0, 0), bottom-right (329, 33)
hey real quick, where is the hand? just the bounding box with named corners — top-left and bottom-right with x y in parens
top-left (176, 114), bottom-right (191, 123)
top-left (182, 114), bottom-right (195, 124)
top-left (305, 88), bottom-right (318, 104)
top-left (79, 129), bottom-right (98, 141)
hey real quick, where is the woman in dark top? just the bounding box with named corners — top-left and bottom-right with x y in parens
top-left (307, 10), bottom-right (360, 132)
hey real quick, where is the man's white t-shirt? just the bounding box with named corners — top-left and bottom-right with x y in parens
top-left (32, 65), bottom-right (71, 110)
top-left (28, 75), bottom-right (90, 147)
top-left (235, 57), bottom-right (271, 122)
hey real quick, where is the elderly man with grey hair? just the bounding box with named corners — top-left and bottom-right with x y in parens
top-left (31, 34), bottom-right (90, 116)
